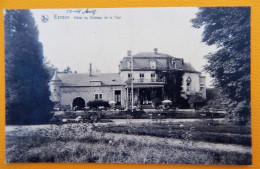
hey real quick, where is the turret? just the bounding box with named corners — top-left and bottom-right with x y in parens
top-left (49, 70), bottom-right (62, 103)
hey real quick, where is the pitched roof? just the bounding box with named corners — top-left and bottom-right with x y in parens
top-left (51, 71), bottom-right (61, 81)
top-left (132, 52), bottom-right (172, 58)
top-left (120, 52), bottom-right (199, 73)
top-left (182, 62), bottom-right (198, 72)
top-left (56, 73), bottom-right (123, 86)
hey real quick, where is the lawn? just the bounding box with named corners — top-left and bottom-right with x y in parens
top-left (93, 120), bottom-right (251, 146)
top-left (5, 120), bottom-right (252, 164)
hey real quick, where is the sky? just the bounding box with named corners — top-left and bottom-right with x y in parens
top-left (31, 7), bottom-right (217, 87)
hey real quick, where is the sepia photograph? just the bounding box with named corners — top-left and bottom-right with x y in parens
top-left (4, 7), bottom-right (251, 164)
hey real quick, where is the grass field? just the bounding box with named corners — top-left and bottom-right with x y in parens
top-left (5, 120), bottom-right (252, 164)
top-left (94, 120), bottom-right (251, 146)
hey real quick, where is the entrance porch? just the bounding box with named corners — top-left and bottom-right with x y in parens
top-left (126, 84), bottom-right (164, 109)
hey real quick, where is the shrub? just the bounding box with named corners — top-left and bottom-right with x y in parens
top-left (87, 100), bottom-right (109, 110)
top-left (188, 94), bottom-right (206, 108)
top-left (60, 105), bottom-right (71, 111)
top-left (152, 98), bottom-right (162, 109)
top-left (174, 97), bottom-right (189, 109)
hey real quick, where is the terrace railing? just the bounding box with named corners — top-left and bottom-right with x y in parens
top-left (126, 78), bottom-right (165, 83)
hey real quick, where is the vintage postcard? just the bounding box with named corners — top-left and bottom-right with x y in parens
top-left (4, 7), bottom-right (251, 164)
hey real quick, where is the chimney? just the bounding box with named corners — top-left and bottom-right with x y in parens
top-left (89, 63), bottom-right (92, 76)
top-left (154, 48), bottom-right (158, 55)
top-left (127, 50), bottom-right (131, 57)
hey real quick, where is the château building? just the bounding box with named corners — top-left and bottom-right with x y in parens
top-left (49, 48), bottom-right (206, 110)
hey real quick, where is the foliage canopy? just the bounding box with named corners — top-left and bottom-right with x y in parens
top-left (191, 7), bottom-right (250, 124)
top-left (5, 10), bottom-right (53, 124)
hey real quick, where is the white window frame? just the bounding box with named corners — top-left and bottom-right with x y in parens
top-left (94, 93), bottom-right (103, 100)
top-left (139, 73), bottom-right (145, 82)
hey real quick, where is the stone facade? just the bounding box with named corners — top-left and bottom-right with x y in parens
top-left (119, 49), bottom-right (207, 106)
top-left (59, 86), bottom-right (126, 108)
top-left (49, 48), bottom-right (206, 110)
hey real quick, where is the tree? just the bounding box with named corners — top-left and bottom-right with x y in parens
top-left (5, 10), bottom-right (53, 124)
top-left (156, 70), bottom-right (185, 107)
top-left (191, 7), bottom-right (250, 124)
top-left (63, 66), bottom-right (72, 73)
top-left (205, 88), bottom-right (225, 109)
top-left (188, 94), bottom-right (206, 108)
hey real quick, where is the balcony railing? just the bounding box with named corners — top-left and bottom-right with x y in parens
top-left (126, 78), bottom-right (165, 83)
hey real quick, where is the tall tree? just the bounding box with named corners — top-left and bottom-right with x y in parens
top-left (191, 7), bottom-right (250, 124)
top-left (205, 88), bottom-right (225, 109)
top-left (5, 10), bottom-right (53, 124)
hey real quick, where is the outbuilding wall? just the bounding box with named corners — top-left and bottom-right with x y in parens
top-left (59, 85), bottom-right (126, 109)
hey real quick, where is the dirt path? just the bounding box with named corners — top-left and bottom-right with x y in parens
top-left (110, 118), bottom-right (224, 125)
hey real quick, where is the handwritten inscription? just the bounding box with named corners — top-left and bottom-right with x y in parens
top-left (67, 9), bottom-right (97, 15)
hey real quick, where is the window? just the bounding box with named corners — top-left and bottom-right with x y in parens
top-left (199, 78), bottom-right (205, 84)
top-left (172, 61), bottom-right (176, 69)
top-left (150, 60), bottom-right (156, 69)
top-left (186, 77), bottom-right (192, 92)
top-left (95, 94), bottom-right (98, 100)
top-left (128, 73), bottom-right (132, 81)
top-left (186, 77), bottom-right (192, 86)
top-left (114, 90), bottom-right (121, 105)
top-left (139, 73), bottom-right (144, 82)
top-left (127, 61), bottom-right (131, 68)
top-left (95, 94), bottom-right (103, 100)
top-left (151, 73), bottom-right (156, 82)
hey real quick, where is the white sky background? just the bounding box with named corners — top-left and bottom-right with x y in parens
top-left (31, 7), bottom-right (217, 87)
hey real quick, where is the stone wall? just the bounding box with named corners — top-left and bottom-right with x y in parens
top-left (60, 85), bottom-right (126, 108)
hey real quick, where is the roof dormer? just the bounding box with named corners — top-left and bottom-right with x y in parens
top-left (90, 80), bottom-right (102, 86)
top-left (171, 58), bottom-right (176, 69)
top-left (150, 59), bottom-right (156, 69)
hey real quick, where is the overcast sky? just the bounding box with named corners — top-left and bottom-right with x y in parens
top-left (31, 7), bottom-right (217, 87)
